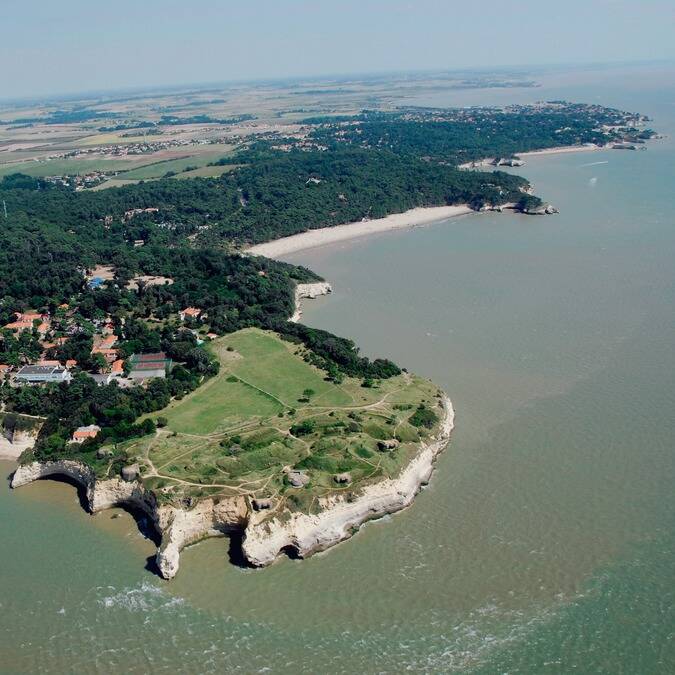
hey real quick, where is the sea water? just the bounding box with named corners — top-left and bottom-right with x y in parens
top-left (1, 64), bottom-right (674, 673)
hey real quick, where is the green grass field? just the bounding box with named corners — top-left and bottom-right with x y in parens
top-left (0, 158), bottom-right (142, 178)
top-left (110, 328), bottom-right (444, 512)
top-left (115, 145), bottom-right (234, 180)
top-left (0, 144), bottom-right (235, 181)
top-left (90, 178), bottom-right (146, 191)
top-left (174, 163), bottom-right (240, 179)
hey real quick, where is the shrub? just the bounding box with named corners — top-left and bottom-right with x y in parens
top-left (409, 404), bottom-right (439, 429)
top-left (290, 419), bottom-right (316, 437)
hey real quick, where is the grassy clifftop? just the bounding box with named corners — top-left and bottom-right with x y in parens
top-left (108, 328), bottom-right (445, 512)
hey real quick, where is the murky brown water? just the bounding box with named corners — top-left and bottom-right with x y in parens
top-left (1, 66), bottom-right (674, 673)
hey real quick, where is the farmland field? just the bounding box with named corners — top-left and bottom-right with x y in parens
top-left (114, 144), bottom-right (235, 180)
top-left (0, 158), bottom-right (143, 177)
top-left (175, 163), bottom-right (240, 179)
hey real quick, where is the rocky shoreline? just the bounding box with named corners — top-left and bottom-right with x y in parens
top-left (243, 395), bottom-right (454, 566)
top-left (290, 281), bottom-right (332, 323)
top-left (10, 396), bottom-right (454, 579)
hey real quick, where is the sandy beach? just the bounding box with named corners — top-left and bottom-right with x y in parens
top-left (0, 436), bottom-right (33, 461)
top-left (516, 143), bottom-right (605, 157)
top-left (459, 144), bottom-right (606, 168)
top-left (246, 205), bottom-right (473, 257)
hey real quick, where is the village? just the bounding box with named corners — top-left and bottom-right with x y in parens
top-left (0, 301), bottom-right (208, 445)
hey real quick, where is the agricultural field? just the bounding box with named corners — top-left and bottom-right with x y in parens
top-left (112, 144), bottom-right (235, 180)
top-left (0, 158), bottom-right (142, 178)
top-left (0, 139), bottom-right (235, 181)
top-left (175, 163), bottom-right (241, 179)
top-left (111, 328), bottom-right (444, 512)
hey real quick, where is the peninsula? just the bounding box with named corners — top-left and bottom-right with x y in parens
top-left (0, 91), bottom-right (655, 577)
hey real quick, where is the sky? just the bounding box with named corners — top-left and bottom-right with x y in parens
top-left (2, 0), bottom-right (675, 99)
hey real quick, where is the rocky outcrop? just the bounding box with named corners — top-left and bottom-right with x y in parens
top-left (290, 282), bottom-right (332, 322)
top-left (10, 459), bottom-right (154, 515)
top-left (10, 460), bottom-right (246, 580)
top-left (242, 396), bottom-right (455, 567)
top-left (155, 496), bottom-right (247, 579)
top-left (522, 203), bottom-right (559, 215)
top-left (10, 399), bottom-right (454, 578)
top-left (10, 397), bottom-right (454, 578)
top-left (494, 157), bottom-right (525, 167)
top-left (0, 428), bottom-right (39, 460)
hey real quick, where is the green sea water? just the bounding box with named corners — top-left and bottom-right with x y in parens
top-left (1, 64), bottom-right (674, 673)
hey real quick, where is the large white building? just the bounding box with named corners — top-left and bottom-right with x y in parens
top-left (14, 364), bottom-right (72, 384)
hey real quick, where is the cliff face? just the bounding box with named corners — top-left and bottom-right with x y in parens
top-left (10, 460), bottom-right (247, 579)
top-left (10, 397), bottom-right (453, 579)
top-left (0, 427), bottom-right (41, 460)
top-left (242, 396), bottom-right (454, 566)
top-left (290, 282), bottom-right (332, 322)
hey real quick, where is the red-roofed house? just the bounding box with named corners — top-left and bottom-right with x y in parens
top-left (179, 307), bottom-right (202, 321)
top-left (94, 334), bottom-right (117, 350)
top-left (4, 312), bottom-right (50, 336)
top-left (93, 348), bottom-right (118, 364)
top-left (71, 425), bottom-right (101, 443)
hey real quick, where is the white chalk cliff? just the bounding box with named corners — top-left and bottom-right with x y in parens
top-left (11, 397), bottom-right (453, 579)
top-left (290, 282), bottom-right (332, 322)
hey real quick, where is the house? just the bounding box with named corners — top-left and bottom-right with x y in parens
top-left (14, 364), bottom-right (72, 384)
top-left (124, 207), bottom-right (159, 222)
top-left (94, 334), bottom-right (117, 350)
top-left (179, 307), bottom-right (202, 321)
top-left (111, 359), bottom-right (125, 376)
top-left (88, 373), bottom-right (114, 386)
top-left (93, 348), bottom-right (118, 364)
top-left (36, 360), bottom-right (60, 367)
top-left (91, 336), bottom-right (119, 364)
top-left (0, 364), bottom-right (11, 378)
top-left (91, 335), bottom-right (119, 365)
top-left (127, 352), bottom-right (171, 380)
top-left (4, 312), bottom-right (50, 336)
top-left (71, 425), bottom-right (101, 444)
top-left (65, 359), bottom-right (77, 369)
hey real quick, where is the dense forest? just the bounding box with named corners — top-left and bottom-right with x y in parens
top-left (303, 102), bottom-right (653, 163)
top-left (0, 147), bottom-right (533, 249)
top-left (0, 171), bottom-right (403, 461)
top-left (0, 101), bottom-right (650, 464)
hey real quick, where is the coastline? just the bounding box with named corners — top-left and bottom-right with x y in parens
top-left (458, 143), bottom-right (606, 168)
top-left (516, 143), bottom-right (606, 158)
top-left (242, 395), bottom-right (455, 566)
top-left (0, 436), bottom-right (36, 461)
top-left (10, 395), bottom-right (454, 578)
top-left (246, 205), bottom-right (473, 258)
top-left (291, 281), bottom-right (332, 322)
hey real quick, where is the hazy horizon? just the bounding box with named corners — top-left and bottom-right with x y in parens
top-left (4, 0), bottom-right (675, 99)
top-left (2, 59), bottom-right (671, 105)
